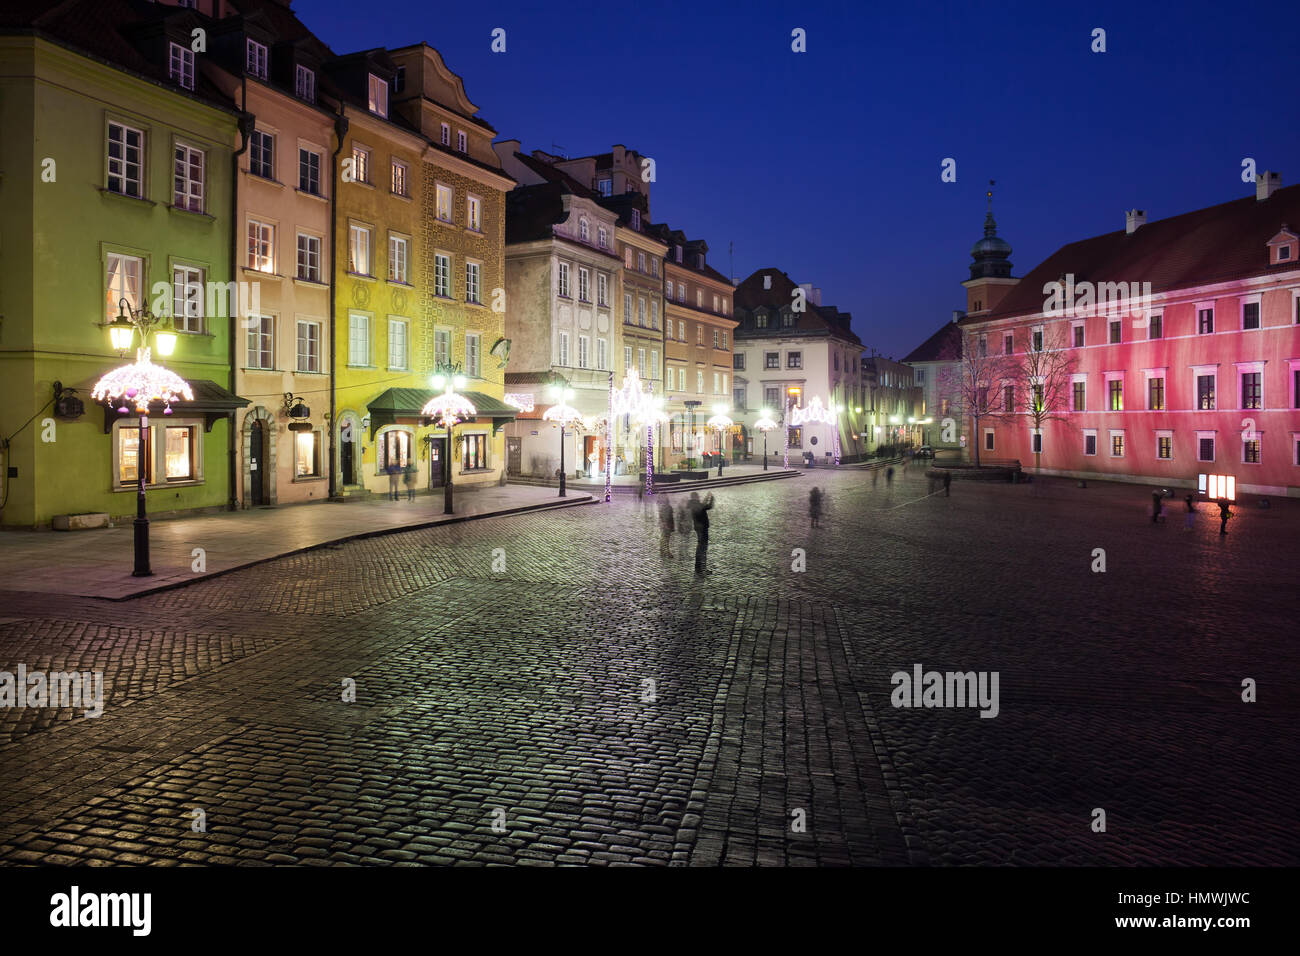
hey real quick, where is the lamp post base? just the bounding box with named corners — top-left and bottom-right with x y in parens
top-left (132, 515), bottom-right (152, 576)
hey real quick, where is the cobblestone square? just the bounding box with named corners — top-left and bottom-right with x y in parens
top-left (1, 467), bottom-right (1295, 866)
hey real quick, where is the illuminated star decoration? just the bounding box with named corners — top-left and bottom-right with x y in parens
top-left (92, 347), bottom-right (193, 415)
top-left (422, 377), bottom-right (476, 428)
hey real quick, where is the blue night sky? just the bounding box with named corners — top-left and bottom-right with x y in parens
top-left (297, 0), bottom-right (1300, 359)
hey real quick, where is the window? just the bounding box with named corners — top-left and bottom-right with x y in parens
top-left (624, 346), bottom-right (632, 372)
top-left (434, 328), bottom-right (450, 369)
top-left (1197, 374), bottom-right (1216, 410)
top-left (638, 348), bottom-right (646, 376)
top-left (1198, 308), bottom-right (1214, 334)
top-left (666, 280), bottom-right (673, 299)
top-left (1032, 384), bottom-right (1045, 412)
top-left (456, 130), bottom-right (467, 153)
top-left (169, 43), bottom-right (194, 90)
top-left (465, 262), bottom-right (481, 303)
top-left (1108, 379), bottom-right (1123, 411)
top-left (696, 370), bottom-right (703, 393)
top-left (624, 247), bottom-right (633, 269)
top-left (117, 422), bottom-right (152, 485)
top-left (558, 331), bottom-right (570, 366)
top-left (787, 352), bottom-right (802, 369)
top-left (577, 335), bottom-right (589, 369)
top-left (368, 73), bottom-right (388, 117)
top-left (713, 372), bottom-right (720, 394)
top-left (1149, 314), bottom-right (1162, 339)
top-left (734, 387), bottom-right (746, 409)
top-left (1148, 376), bottom-right (1165, 410)
top-left (388, 319), bottom-right (408, 370)
top-left (376, 430), bottom-right (412, 473)
top-left (734, 353), bottom-right (745, 370)
top-left (1003, 333), bottom-right (1013, 355)
top-left (462, 433), bottom-right (487, 471)
top-left (578, 267), bottom-right (590, 302)
top-left (1071, 380), bottom-right (1085, 412)
top-left (159, 424), bottom-right (195, 481)
top-left (1110, 431), bottom-right (1124, 457)
top-left (597, 273), bottom-right (608, 306)
top-left (678, 320), bottom-right (685, 341)
top-left (637, 252), bottom-right (646, 273)
top-left (712, 329), bottom-right (720, 349)
top-left (298, 148), bottom-right (321, 195)
top-left (1032, 328), bottom-right (1044, 352)
top-left (107, 122), bottom-right (143, 197)
top-left (297, 233), bottom-right (321, 282)
top-left (598, 227), bottom-right (608, 249)
top-left (1243, 438), bottom-right (1260, 464)
top-left (721, 331), bottom-right (728, 349)
top-left (624, 294), bottom-right (633, 324)
top-left (250, 130), bottom-right (274, 179)
top-left (985, 431), bottom-right (995, 452)
top-left (294, 431), bottom-right (321, 477)
top-left (651, 300), bottom-right (659, 329)
top-left (756, 312), bottom-right (768, 329)
top-left (651, 350), bottom-right (659, 378)
top-left (385, 235), bottom-right (408, 284)
top-left (1108, 320), bottom-right (1121, 344)
top-left (106, 253), bottom-right (142, 322)
top-left (631, 209), bottom-right (641, 231)
top-left (295, 64), bottom-right (315, 102)
top-left (598, 178), bottom-right (611, 196)
top-left (1157, 434), bottom-right (1172, 460)
top-left (765, 352), bottom-right (779, 370)
top-left (348, 313), bottom-right (371, 366)
top-left (579, 218), bottom-right (589, 242)
top-left (246, 39), bottom-right (268, 79)
top-left (651, 259), bottom-right (659, 277)
top-left (467, 195), bottom-right (481, 231)
top-left (247, 219), bottom-right (275, 272)
top-left (1072, 324), bottom-right (1084, 348)
top-left (440, 123), bottom-right (450, 146)
top-left (436, 184), bottom-right (453, 222)
top-left (297, 320), bottom-right (320, 373)
top-left (247, 314), bottom-right (273, 369)
top-left (764, 386), bottom-right (781, 408)
top-left (348, 224), bottom-right (371, 275)
top-left (1031, 431), bottom-right (1042, 454)
top-left (390, 160), bottom-right (408, 197)
top-left (697, 290), bottom-right (704, 308)
top-left (1242, 302), bottom-right (1260, 331)
top-left (435, 253), bottom-right (450, 297)
top-left (558, 262), bottom-right (570, 297)
top-left (638, 297), bottom-right (647, 327)
top-left (680, 285), bottom-right (687, 304)
top-left (172, 265), bottom-right (204, 333)
top-left (1084, 432), bottom-right (1097, 456)
top-left (351, 144), bottom-right (370, 184)
top-left (1198, 436), bottom-right (1215, 462)
top-left (596, 338), bottom-right (607, 371)
top-left (1241, 371), bottom-right (1261, 410)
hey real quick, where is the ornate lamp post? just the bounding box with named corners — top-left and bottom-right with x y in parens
top-left (422, 374), bottom-right (474, 515)
top-left (543, 385), bottom-right (581, 497)
top-left (92, 299), bottom-right (189, 577)
top-left (706, 403), bottom-right (733, 477)
top-left (754, 409), bottom-right (777, 471)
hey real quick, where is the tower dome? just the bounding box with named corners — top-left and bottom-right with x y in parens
top-left (970, 187), bottom-right (1013, 280)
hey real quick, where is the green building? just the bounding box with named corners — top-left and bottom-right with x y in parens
top-left (0, 4), bottom-right (245, 529)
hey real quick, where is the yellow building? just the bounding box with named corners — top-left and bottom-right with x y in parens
top-left (330, 45), bottom-right (515, 498)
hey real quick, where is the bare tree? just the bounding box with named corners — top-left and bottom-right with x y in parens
top-left (1015, 324), bottom-right (1078, 472)
top-left (953, 330), bottom-right (1014, 466)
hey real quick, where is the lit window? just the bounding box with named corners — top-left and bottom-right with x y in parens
top-left (351, 144), bottom-right (369, 184)
top-left (467, 195), bottom-right (481, 230)
top-left (106, 253), bottom-right (142, 322)
top-left (456, 130), bottom-right (467, 153)
top-left (247, 219), bottom-right (275, 272)
top-left (165, 426), bottom-right (194, 480)
top-left (391, 160), bottom-right (408, 196)
top-left (436, 183), bottom-right (452, 222)
top-left (368, 73), bottom-right (388, 116)
top-left (295, 431), bottom-right (321, 477)
top-left (348, 224), bottom-right (371, 275)
top-left (388, 235), bottom-right (408, 283)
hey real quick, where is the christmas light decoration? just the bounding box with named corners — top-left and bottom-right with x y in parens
top-left (92, 347), bottom-right (193, 414)
top-left (503, 393), bottom-right (534, 413)
top-left (422, 375), bottom-right (475, 428)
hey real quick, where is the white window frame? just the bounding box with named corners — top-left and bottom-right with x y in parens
top-left (348, 313), bottom-right (372, 367)
top-left (558, 331), bottom-right (570, 367)
top-left (1196, 430), bottom-right (1216, 463)
top-left (296, 232), bottom-right (322, 282)
top-left (456, 130), bottom-right (467, 153)
top-left (107, 122), bottom-right (144, 197)
top-left (250, 129), bottom-right (275, 179)
top-left (436, 183), bottom-right (453, 222)
top-left (1082, 427), bottom-right (1097, 457)
top-left (388, 234), bottom-right (409, 284)
top-left (169, 42), bottom-right (195, 90)
top-left (1154, 428), bottom-right (1173, 461)
top-left (434, 327), bottom-right (451, 370)
top-left (368, 73), bottom-right (388, 117)
top-left (246, 313), bottom-right (274, 370)
top-left (387, 317), bottom-right (409, 371)
top-left (596, 337), bottom-right (608, 371)
top-left (578, 335), bottom-right (589, 369)
top-left (172, 265), bottom-right (204, 333)
top-left (434, 252), bottom-right (451, 298)
top-left (348, 223), bottom-right (372, 276)
top-left (1236, 361), bottom-right (1265, 411)
top-left (390, 159), bottom-right (408, 197)
top-left (247, 218), bottom-right (275, 273)
top-left (467, 194), bottom-right (482, 231)
top-left (296, 319), bottom-right (321, 373)
top-left (1240, 293), bottom-right (1263, 332)
top-left (246, 39), bottom-right (268, 79)
top-left (597, 273), bottom-right (608, 307)
top-left (465, 261), bottom-right (481, 304)
top-left (558, 261), bottom-right (570, 298)
top-left (295, 64), bottom-right (315, 102)
top-left (578, 267), bottom-right (590, 303)
top-left (1191, 364), bottom-right (1218, 411)
top-left (1108, 429), bottom-right (1125, 458)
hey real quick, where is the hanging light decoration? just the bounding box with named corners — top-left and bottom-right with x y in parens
top-left (422, 374), bottom-right (475, 427)
top-left (92, 347), bottom-right (193, 415)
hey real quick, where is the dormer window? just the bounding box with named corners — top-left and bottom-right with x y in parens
top-left (696, 252), bottom-right (705, 269)
top-left (630, 209), bottom-right (641, 231)
top-left (456, 130), bottom-right (467, 153)
top-left (368, 73), bottom-right (388, 117)
top-left (169, 42), bottom-right (194, 90)
top-left (597, 178), bottom-right (611, 196)
top-left (675, 246), bottom-right (682, 263)
top-left (579, 218), bottom-right (589, 242)
top-left (440, 123), bottom-right (450, 146)
top-left (295, 64), bottom-right (315, 103)
top-left (1267, 227), bottom-right (1298, 265)
top-left (246, 39), bottom-right (268, 79)
top-left (394, 66), bottom-right (406, 94)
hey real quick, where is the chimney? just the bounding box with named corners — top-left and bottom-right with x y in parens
top-left (952, 310), bottom-right (966, 323)
top-left (763, 275), bottom-right (772, 290)
top-left (1125, 209), bottom-right (1146, 235)
top-left (1256, 170), bottom-right (1282, 201)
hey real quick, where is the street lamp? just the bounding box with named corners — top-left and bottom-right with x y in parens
top-left (92, 298), bottom-right (191, 577)
top-left (422, 374), bottom-right (474, 515)
top-left (706, 403), bottom-right (733, 477)
top-left (754, 409), bottom-right (777, 471)
top-left (543, 385), bottom-right (581, 497)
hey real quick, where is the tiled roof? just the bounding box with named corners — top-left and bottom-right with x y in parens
top-left (512, 152), bottom-right (599, 199)
top-left (977, 182), bottom-right (1300, 321)
top-left (505, 183), bottom-right (568, 244)
top-left (733, 268), bottom-right (863, 347)
top-left (902, 321), bottom-right (963, 363)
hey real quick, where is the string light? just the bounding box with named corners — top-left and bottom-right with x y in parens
top-left (92, 347), bottom-right (193, 414)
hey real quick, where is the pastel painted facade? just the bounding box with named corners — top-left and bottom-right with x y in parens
top-left (0, 17), bottom-right (240, 528)
top-left (903, 317), bottom-right (964, 452)
top-left (960, 177), bottom-right (1300, 496)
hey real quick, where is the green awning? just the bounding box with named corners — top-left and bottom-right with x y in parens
top-left (366, 387), bottom-right (517, 437)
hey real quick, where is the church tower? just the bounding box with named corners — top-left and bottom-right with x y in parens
top-left (961, 183), bottom-right (1018, 316)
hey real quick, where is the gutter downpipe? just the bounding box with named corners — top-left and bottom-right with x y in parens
top-left (229, 78), bottom-right (254, 511)
top-left (328, 110), bottom-right (348, 498)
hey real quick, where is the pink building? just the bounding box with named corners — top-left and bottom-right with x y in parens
top-left (960, 174), bottom-right (1300, 497)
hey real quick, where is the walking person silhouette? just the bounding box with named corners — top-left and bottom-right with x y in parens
top-left (688, 491), bottom-right (715, 576)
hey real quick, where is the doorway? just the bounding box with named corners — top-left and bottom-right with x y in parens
top-left (506, 437), bottom-right (522, 477)
top-left (340, 416), bottom-right (357, 486)
top-left (428, 437), bottom-right (446, 488)
top-left (250, 420), bottom-right (266, 506)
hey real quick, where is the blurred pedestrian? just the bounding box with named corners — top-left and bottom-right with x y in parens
top-left (1183, 493), bottom-right (1196, 530)
top-left (885, 466), bottom-right (895, 487)
top-left (1216, 497), bottom-right (1233, 535)
top-left (688, 491), bottom-right (715, 576)
top-left (1151, 489), bottom-right (1163, 523)
top-left (658, 496), bottom-right (675, 559)
top-left (872, 467), bottom-right (880, 488)
top-left (386, 461), bottom-right (400, 500)
top-left (808, 487), bottom-right (824, 528)
top-left (942, 470), bottom-right (951, 497)
top-left (677, 498), bottom-right (691, 558)
top-left (403, 461), bottom-right (417, 501)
